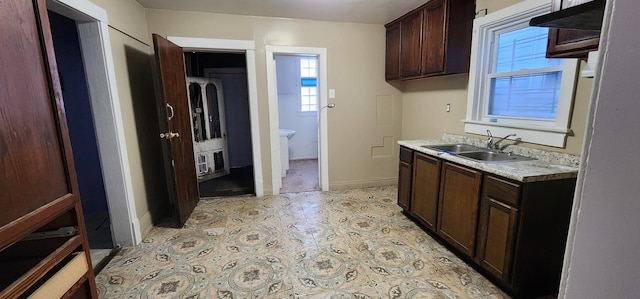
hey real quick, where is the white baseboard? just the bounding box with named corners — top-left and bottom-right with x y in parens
top-left (137, 212), bottom-right (153, 240)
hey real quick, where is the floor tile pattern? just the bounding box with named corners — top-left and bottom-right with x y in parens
top-left (96, 187), bottom-right (508, 298)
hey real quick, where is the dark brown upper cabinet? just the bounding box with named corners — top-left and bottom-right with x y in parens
top-left (546, 0), bottom-right (601, 58)
top-left (385, 0), bottom-right (475, 81)
top-left (400, 9), bottom-right (424, 78)
top-left (385, 22), bottom-right (401, 80)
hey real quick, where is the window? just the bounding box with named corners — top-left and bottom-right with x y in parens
top-left (465, 0), bottom-right (579, 147)
top-left (300, 57), bottom-right (318, 112)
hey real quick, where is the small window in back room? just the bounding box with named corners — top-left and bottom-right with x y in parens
top-left (300, 57), bottom-right (318, 112)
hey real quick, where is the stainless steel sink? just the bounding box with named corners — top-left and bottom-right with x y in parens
top-left (422, 144), bottom-right (480, 153)
top-left (422, 143), bottom-right (535, 163)
top-left (457, 151), bottom-right (535, 163)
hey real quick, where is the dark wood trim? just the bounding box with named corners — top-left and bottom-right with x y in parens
top-left (0, 195), bottom-right (75, 251)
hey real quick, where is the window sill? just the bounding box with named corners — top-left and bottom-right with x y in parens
top-left (464, 120), bottom-right (572, 148)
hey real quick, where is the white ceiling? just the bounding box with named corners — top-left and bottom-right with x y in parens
top-left (135, 0), bottom-right (428, 25)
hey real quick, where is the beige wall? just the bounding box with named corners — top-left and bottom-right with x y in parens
top-left (90, 0), bottom-right (167, 236)
top-left (145, 10), bottom-right (404, 191)
top-left (401, 0), bottom-right (594, 155)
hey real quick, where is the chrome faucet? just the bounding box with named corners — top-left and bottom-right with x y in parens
top-left (486, 130), bottom-right (494, 149)
top-left (487, 130), bottom-right (516, 150)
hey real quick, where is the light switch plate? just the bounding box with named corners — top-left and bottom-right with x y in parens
top-left (329, 89), bottom-right (336, 98)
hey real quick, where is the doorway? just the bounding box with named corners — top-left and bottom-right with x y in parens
top-left (266, 46), bottom-right (330, 194)
top-left (184, 52), bottom-right (255, 197)
top-left (46, 0), bottom-right (140, 248)
top-left (166, 36), bottom-right (264, 197)
top-left (48, 10), bottom-right (114, 269)
top-left (274, 55), bottom-right (320, 193)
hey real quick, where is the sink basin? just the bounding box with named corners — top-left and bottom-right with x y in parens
top-left (458, 151), bottom-right (535, 163)
top-left (279, 129), bottom-right (296, 139)
top-left (422, 144), bottom-right (480, 153)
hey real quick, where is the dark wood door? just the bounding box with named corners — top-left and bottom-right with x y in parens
top-left (397, 147), bottom-right (414, 211)
top-left (400, 9), bottom-right (424, 78)
top-left (475, 176), bottom-right (520, 282)
top-left (385, 22), bottom-right (401, 80)
top-left (546, 0), bottom-right (600, 58)
top-left (1, 0), bottom-right (78, 246)
top-left (152, 34), bottom-right (199, 227)
top-left (398, 161), bottom-right (412, 210)
top-left (437, 162), bottom-right (482, 256)
top-left (0, 0), bottom-right (96, 296)
top-left (422, 0), bottom-right (446, 75)
top-left (410, 153), bottom-right (441, 231)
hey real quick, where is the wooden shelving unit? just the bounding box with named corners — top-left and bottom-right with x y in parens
top-left (0, 0), bottom-right (98, 297)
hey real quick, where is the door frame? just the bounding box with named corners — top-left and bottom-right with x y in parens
top-left (167, 36), bottom-right (264, 197)
top-left (47, 0), bottom-right (140, 246)
top-left (265, 45), bottom-right (329, 193)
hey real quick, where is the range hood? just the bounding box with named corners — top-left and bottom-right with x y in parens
top-left (529, 0), bottom-right (605, 30)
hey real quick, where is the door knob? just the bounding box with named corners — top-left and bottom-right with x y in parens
top-left (160, 132), bottom-right (180, 139)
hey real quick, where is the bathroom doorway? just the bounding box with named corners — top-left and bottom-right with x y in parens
top-left (266, 46), bottom-right (329, 194)
top-left (274, 55), bottom-right (320, 193)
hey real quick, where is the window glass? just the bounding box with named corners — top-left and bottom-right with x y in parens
top-left (494, 26), bottom-right (562, 73)
top-left (489, 72), bottom-right (561, 119)
top-left (300, 57), bottom-right (318, 112)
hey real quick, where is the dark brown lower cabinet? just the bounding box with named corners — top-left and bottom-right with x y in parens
top-left (397, 147), bottom-right (577, 298)
top-left (397, 147), bottom-right (414, 210)
top-left (476, 176), bottom-right (520, 282)
top-left (437, 162), bottom-right (482, 256)
top-left (410, 152), bottom-right (441, 231)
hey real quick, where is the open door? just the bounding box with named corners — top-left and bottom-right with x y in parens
top-left (187, 77), bottom-right (230, 181)
top-left (152, 34), bottom-right (199, 227)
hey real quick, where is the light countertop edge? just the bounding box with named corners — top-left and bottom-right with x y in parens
top-left (398, 140), bottom-right (579, 183)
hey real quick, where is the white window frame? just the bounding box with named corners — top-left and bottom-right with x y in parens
top-left (464, 0), bottom-right (579, 147)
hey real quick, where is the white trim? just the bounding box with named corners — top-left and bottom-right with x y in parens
top-left (464, 122), bottom-right (569, 147)
top-left (168, 36), bottom-right (255, 51)
top-left (47, 0), bottom-right (107, 22)
top-left (169, 37), bottom-right (264, 197)
top-left (47, 0), bottom-right (140, 246)
top-left (559, 0), bottom-right (613, 295)
top-left (465, 0), bottom-right (579, 148)
top-left (265, 45), bottom-right (329, 194)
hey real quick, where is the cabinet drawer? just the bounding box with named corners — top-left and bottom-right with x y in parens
top-left (400, 146), bottom-right (414, 163)
top-left (483, 176), bottom-right (520, 206)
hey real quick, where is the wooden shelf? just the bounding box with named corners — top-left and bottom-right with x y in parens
top-left (0, 236), bottom-right (82, 298)
top-left (530, 0), bottom-right (604, 30)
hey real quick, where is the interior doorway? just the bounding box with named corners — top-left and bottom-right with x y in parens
top-left (274, 55), bottom-right (320, 193)
top-left (48, 10), bottom-right (115, 270)
top-left (266, 46), bottom-right (330, 194)
top-left (184, 52), bottom-right (255, 197)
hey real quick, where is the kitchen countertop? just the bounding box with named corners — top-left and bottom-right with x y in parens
top-left (398, 139), bottom-right (579, 183)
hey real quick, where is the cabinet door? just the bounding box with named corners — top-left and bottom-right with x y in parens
top-left (546, 0), bottom-right (600, 58)
top-left (400, 9), bottom-right (424, 77)
top-left (385, 23), bottom-right (401, 80)
top-left (422, 0), bottom-right (446, 75)
top-left (476, 176), bottom-right (520, 281)
top-left (437, 163), bottom-right (482, 256)
top-left (398, 161), bottom-right (412, 210)
top-left (410, 153), bottom-right (441, 231)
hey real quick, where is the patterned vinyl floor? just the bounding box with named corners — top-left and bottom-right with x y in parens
top-left (96, 186), bottom-right (508, 298)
